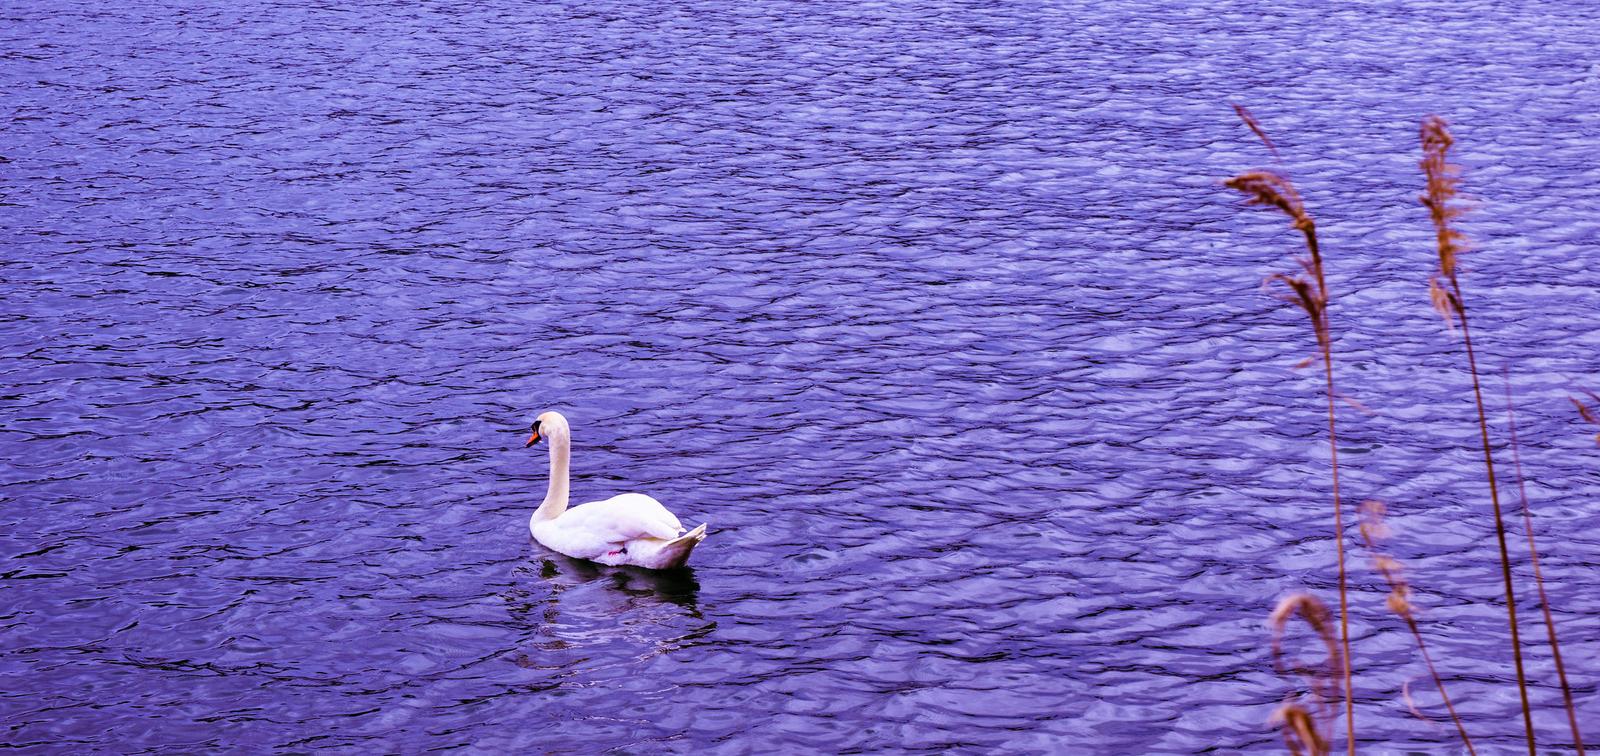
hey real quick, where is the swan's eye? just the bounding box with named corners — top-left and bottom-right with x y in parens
top-left (531, 420), bottom-right (542, 433)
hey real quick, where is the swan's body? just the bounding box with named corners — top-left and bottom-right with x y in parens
top-left (531, 492), bottom-right (706, 569)
top-left (525, 412), bottom-right (707, 570)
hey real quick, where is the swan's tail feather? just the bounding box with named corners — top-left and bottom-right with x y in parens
top-left (653, 523), bottom-right (707, 569)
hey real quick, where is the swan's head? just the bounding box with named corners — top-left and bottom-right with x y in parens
top-left (525, 411), bottom-right (570, 448)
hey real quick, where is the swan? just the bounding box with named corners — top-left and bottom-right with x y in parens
top-left (523, 411), bottom-right (707, 570)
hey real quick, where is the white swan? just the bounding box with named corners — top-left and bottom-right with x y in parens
top-left (524, 411), bottom-right (707, 570)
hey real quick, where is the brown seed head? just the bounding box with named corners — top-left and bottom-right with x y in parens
top-left (1265, 271), bottom-right (1327, 341)
top-left (1428, 277), bottom-right (1460, 331)
top-left (1420, 116), bottom-right (1468, 282)
top-left (1387, 589), bottom-right (1413, 617)
top-left (1361, 502), bottom-right (1417, 621)
top-left (1226, 171), bottom-right (1313, 233)
top-left (1358, 500), bottom-right (1391, 543)
top-left (1271, 703), bottom-right (1330, 756)
top-left (1268, 592), bottom-right (1344, 714)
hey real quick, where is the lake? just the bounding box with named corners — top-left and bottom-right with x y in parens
top-left (4, 0), bottom-right (1599, 751)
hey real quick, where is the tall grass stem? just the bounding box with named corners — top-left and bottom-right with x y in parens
top-left (1504, 377), bottom-right (1584, 753)
top-left (1420, 115), bottom-right (1534, 752)
top-left (1227, 106), bottom-right (1355, 753)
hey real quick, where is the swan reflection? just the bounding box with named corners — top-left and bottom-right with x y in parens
top-left (505, 548), bottom-right (715, 667)
top-left (536, 551), bottom-right (702, 606)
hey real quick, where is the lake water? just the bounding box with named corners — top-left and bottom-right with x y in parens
top-left (4, 0), bottom-right (1600, 751)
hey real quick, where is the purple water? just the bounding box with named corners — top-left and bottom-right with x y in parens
top-left (4, 0), bottom-right (1600, 751)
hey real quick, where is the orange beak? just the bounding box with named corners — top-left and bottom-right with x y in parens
top-left (524, 430), bottom-right (541, 448)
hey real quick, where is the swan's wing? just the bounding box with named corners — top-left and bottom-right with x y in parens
top-left (564, 493), bottom-right (684, 542)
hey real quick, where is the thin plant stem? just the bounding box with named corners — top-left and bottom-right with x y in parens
top-left (1409, 621), bottom-right (1475, 755)
top-left (1271, 593), bottom-right (1343, 756)
top-left (1504, 376), bottom-right (1585, 753)
top-left (1360, 502), bottom-right (1475, 754)
top-left (1226, 108), bottom-right (1355, 753)
top-left (1419, 115), bottom-right (1534, 753)
top-left (1459, 313), bottom-right (1532, 751)
top-left (1306, 227), bottom-right (1356, 756)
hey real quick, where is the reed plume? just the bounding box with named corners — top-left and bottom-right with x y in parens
top-left (1506, 381), bottom-right (1584, 753)
top-left (1418, 115), bottom-right (1534, 751)
top-left (1227, 106), bottom-right (1354, 752)
top-left (1358, 501), bottom-right (1475, 753)
top-left (1269, 593), bottom-right (1342, 756)
top-left (1272, 704), bottom-right (1330, 756)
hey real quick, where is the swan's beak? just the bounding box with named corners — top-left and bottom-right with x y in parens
top-left (524, 430), bottom-right (542, 448)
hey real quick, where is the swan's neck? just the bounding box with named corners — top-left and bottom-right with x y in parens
top-left (533, 434), bottom-right (570, 520)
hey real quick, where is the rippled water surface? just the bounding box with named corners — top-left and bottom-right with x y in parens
top-left (6, 0), bottom-right (1600, 752)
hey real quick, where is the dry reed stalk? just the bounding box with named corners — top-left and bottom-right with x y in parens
top-left (1505, 380), bottom-right (1584, 753)
top-left (1269, 593), bottom-right (1343, 756)
top-left (1227, 105), bottom-right (1355, 753)
top-left (1358, 501), bottom-right (1476, 753)
top-left (1419, 115), bottom-right (1534, 751)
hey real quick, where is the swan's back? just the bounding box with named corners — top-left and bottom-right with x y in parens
top-left (558, 493), bottom-right (684, 542)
